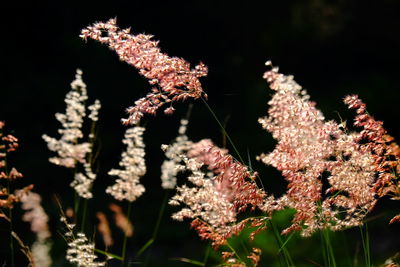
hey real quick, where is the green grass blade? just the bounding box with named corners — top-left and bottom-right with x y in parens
top-left (169, 257), bottom-right (205, 266)
top-left (201, 97), bottom-right (245, 164)
top-left (136, 238), bottom-right (154, 257)
top-left (95, 249), bottom-right (123, 261)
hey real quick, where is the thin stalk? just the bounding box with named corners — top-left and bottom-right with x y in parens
top-left (136, 239), bottom-right (154, 257)
top-left (95, 249), bottom-right (123, 261)
top-left (9, 188), bottom-right (15, 267)
top-left (321, 229), bottom-right (337, 267)
top-left (269, 220), bottom-right (294, 267)
top-left (320, 231), bottom-right (328, 267)
top-left (73, 172), bottom-right (80, 216)
top-left (121, 202), bottom-right (132, 267)
top-left (226, 241), bottom-right (244, 263)
top-left (359, 224), bottom-right (371, 267)
top-left (169, 257), bottom-right (205, 266)
top-left (142, 190), bottom-right (169, 266)
top-left (201, 97), bottom-right (245, 164)
top-left (3, 145), bottom-right (15, 267)
top-left (80, 198), bottom-right (88, 232)
top-left (202, 245), bottom-right (211, 265)
top-left (151, 190), bottom-right (169, 239)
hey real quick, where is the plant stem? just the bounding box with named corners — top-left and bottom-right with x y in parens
top-left (9, 199), bottom-right (14, 267)
top-left (321, 229), bottom-right (337, 267)
top-left (142, 190), bottom-right (169, 266)
top-left (360, 224), bottom-right (371, 267)
top-left (226, 241), bottom-right (244, 263)
top-left (80, 198), bottom-right (88, 232)
top-left (269, 220), bottom-right (294, 267)
top-left (121, 202), bottom-right (132, 267)
top-left (201, 97), bottom-right (245, 164)
top-left (152, 190), bottom-right (169, 239)
top-left (4, 151), bottom-right (15, 267)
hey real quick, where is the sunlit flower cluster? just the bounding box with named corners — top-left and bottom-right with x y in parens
top-left (42, 69), bottom-right (92, 168)
top-left (161, 119), bottom-right (193, 189)
top-left (66, 232), bottom-right (105, 267)
top-left (42, 69), bottom-right (100, 199)
top-left (0, 123), bottom-right (31, 211)
top-left (344, 94), bottom-right (400, 223)
top-left (258, 62), bottom-right (378, 236)
top-left (19, 191), bottom-right (52, 267)
top-left (170, 139), bottom-right (266, 247)
top-left (81, 18), bottom-right (208, 125)
top-left (106, 126), bottom-right (146, 202)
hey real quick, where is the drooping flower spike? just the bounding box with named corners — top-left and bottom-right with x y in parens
top-left (81, 18), bottom-right (208, 125)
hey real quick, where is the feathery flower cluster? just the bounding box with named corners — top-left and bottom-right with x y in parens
top-left (42, 69), bottom-right (92, 168)
top-left (170, 139), bottom-right (266, 247)
top-left (96, 212), bottom-right (114, 247)
top-left (106, 126), bottom-right (146, 202)
top-left (71, 163), bottom-right (97, 199)
top-left (161, 119), bottom-right (193, 189)
top-left (19, 191), bottom-right (52, 267)
top-left (61, 217), bottom-right (105, 267)
top-left (344, 94), bottom-right (400, 223)
top-left (0, 122), bottom-right (31, 212)
top-left (80, 18), bottom-right (208, 125)
top-left (109, 203), bottom-right (134, 237)
top-left (19, 191), bottom-right (51, 241)
top-left (0, 122), bottom-right (23, 180)
top-left (258, 62), bottom-right (377, 236)
top-left (42, 69), bottom-right (101, 199)
top-left (66, 234), bottom-right (105, 267)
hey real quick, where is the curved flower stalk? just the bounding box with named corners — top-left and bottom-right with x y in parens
top-left (19, 191), bottom-right (52, 267)
top-left (80, 18), bottom-right (208, 125)
top-left (42, 69), bottom-right (101, 199)
top-left (258, 62), bottom-right (379, 236)
top-left (106, 126), bottom-right (146, 202)
top-left (160, 118), bottom-right (193, 189)
top-left (169, 139), bottom-right (266, 248)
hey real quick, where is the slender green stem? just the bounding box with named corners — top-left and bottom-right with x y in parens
top-left (226, 241), bottom-right (244, 263)
top-left (136, 239), bottom-right (154, 257)
top-left (321, 229), bottom-right (337, 267)
top-left (121, 202), bottom-right (132, 267)
top-left (95, 249), bottom-right (123, 261)
top-left (80, 198), bottom-right (88, 232)
top-left (359, 224), bottom-right (371, 267)
top-left (169, 257), bottom-right (205, 266)
top-left (152, 191), bottom-right (169, 239)
top-left (320, 230), bottom-right (328, 267)
top-left (142, 190), bottom-right (169, 266)
top-left (269, 220), bottom-right (294, 267)
top-left (202, 245), bottom-right (211, 265)
top-left (201, 97), bottom-right (245, 164)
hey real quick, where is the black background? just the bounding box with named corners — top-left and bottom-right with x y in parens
top-left (2, 1), bottom-right (400, 266)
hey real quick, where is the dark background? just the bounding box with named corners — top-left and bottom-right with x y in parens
top-left (2, 0), bottom-right (400, 266)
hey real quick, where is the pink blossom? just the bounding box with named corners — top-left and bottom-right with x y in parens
top-left (259, 63), bottom-right (377, 236)
top-left (81, 18), bottom-right (208, 124)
